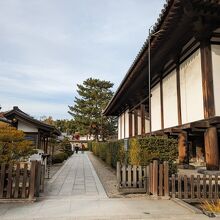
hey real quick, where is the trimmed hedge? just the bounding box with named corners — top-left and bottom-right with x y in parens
top-left (91, 140), bottom-right (125, 168)
top-left (90, 136), bottom-right (178, 174)
top-left (129, 136), bottom-right (178, 174)
top-left (52, 152), bottom-right (68, 164)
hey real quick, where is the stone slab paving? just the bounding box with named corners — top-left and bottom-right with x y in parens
top-left (0, 153), bottom-right (213, 220)
top-left (44, 153), bottom-right (107, 198)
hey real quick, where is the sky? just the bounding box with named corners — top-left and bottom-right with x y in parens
top-left (0, 0), bottom-right (165, 119)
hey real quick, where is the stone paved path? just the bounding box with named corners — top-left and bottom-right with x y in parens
top-left (44, 153), bottom-right (106, 198)
top-left (0, 153), bottom-right (212, 220)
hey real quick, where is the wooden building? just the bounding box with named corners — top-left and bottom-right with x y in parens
top-left (4, 106), bottom-right (61, 154)
top-left (103, 0), bottom-right (220, 170)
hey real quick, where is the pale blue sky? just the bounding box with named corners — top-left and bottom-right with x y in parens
top-left (0, 0), bottom-right (165, 119)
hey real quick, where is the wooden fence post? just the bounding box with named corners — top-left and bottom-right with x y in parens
top-left (40, 164), bottom-right (45, 193)
top-left (133, 165), bottom-right (137, 188)
top-left (6, 164), bottom-right (13, 199)
top-left (146, 165), bottom-right (150, 194)
top-left (159, 164), bottom-right (163, 196)
top-left (35, 162), bottom-right (41, 197)
top-left (127, 165), bottom-right (132, 187)
top-left (163, 161), bottom-right (169, 197)
top-left (152, 160), bottom-right (158, 196)
top-left (122, 165), bottom-right (126, 187)
top-left (22, 163), bottom-right (28, 198)
top-left (14, 163), bottom-right (21, 198)
top-left (0, 163), bottom-right (6, 198)
top-left (29, 161), bottom-right (36, 200)
top-left (171, 174), bottom-right (175, 198)
top-left (149, 162), bottom-right (153, 194)
top-left (116, 162), bottom-right (121, 189)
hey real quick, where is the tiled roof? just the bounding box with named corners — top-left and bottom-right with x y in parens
top-left (4, 106), bottom-right (61, 135)
top-left (0, 112), bottom-right (11, 123)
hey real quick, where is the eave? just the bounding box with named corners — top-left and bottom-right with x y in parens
top-left (103, 0), bottom-right (220, 116)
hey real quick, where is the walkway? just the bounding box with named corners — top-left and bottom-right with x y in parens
top-left (44, 153), bottom-right (106, 198)
top-left (0, 153), bottom-right (211, 220)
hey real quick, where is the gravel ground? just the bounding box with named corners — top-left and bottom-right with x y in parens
top-left (87, 151), bottom-right (122, 198)
top-left (87, 151), bottom-right (149, 199)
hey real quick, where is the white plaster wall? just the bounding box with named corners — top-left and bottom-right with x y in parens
top-left (180, 49), bottom-right (204, 124)
top-left (124, 110), bottom-right (129, 138)
top-left (163, 70), bottom-right (178, 128)
top-left (145, 119), bottom-right (150, 133)
top-left (132, 113), bottom-right (135, 136)
top-left (151, 83), bottom-right (161, 131)
top-left (138, 113), bottom-right (141, 135)
top-left (17, 120), bottom-right (38, 133)
top-left (212, 44), bottom-right (220, 116)
top-left (118, 116), bottom-right (121, 140)
top-left (121, 112), bottom-right (125, 139)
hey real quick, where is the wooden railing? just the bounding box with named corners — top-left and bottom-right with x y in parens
top-left (0, 161), bottom-right (45, 200)
top-left (147, 160), bottom-right (169, 197)
top-left (170, 174), bottom-right (220, 201)
top-left (117, 160), bottom-right (220, 201)
top-left (117, 162), bottom-right (147, 193)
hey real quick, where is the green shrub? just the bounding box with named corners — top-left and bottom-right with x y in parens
top-left (91, 140), bottom-right (125, 168)
top-left (52, 152), bottom-right (68, 164)
top-left (91, 136), bottom-right (178, 174)
top-left (59, 138), bottom-right (73, 156)
top-left (128, 136), bottom-right (178, 174)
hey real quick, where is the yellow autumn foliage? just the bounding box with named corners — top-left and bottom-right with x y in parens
top-left (128, 138), bottom-right (141, 165)
top-left (0, 122), bottom-right (35, 163)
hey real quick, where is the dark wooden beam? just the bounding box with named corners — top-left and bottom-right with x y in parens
top-left (160, 78), bottom-right (164, 129)
top-left (209, 116), bottom-right (220, 125)
top-left (129, 111), bottom-right (133, 137)
top-left (176, 63), bottom-right (182, 125)
top-left (120, 115), bottom-right (122, 139)
top-left (134, 109), bottom-right (138, 136)
top-left (140, 104), bottom-right (145, 135)
top-left (200, 38), bottom-right (215, 118)
top-left (124, 113), bottom-right (126, 138)
top-left (191, 120), bottom-right (210, 129)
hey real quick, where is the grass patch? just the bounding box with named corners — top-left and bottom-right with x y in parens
top-left (201, 200), bottom-right (220, 213)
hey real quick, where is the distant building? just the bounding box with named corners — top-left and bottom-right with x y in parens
top-left (104, 0), bottom-right (220, 170)
top-left (3, 106), bottom-right (61, 154)
top-left (0, 112), bottom-right (10, 123)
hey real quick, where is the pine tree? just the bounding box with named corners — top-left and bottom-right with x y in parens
top-left (68, 78), bottom-right (117, 141)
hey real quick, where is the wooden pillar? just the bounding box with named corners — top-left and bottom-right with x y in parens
top-left (119, 115), bottom-right (122, 139)
top-left (200, 39), bottom-right (215, 118)
top-left (45, 137), bottom-right (48, 154)
top-left (178, 132), bottom-right (189, 166)
top-left (160, 78), bottom-right (164, 129)
top-left (204, 126), bottom-right (219, 170)
top-left (123, 112), bottom-right (126, 139)
top-left (140, 104), bottom-right (145, 135)
top-left (43, 137), bottom-right (46, 153)
top-left (128, 112), bottom-right (133, 137)
top-left (176, 63), bottom-right (182, 125)
top-left (195, 137), bottom-right (205, 164)
top-left (37, 132), bottom-right (41, 148)
top-left (134, 109), bottom-right (138, 136)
